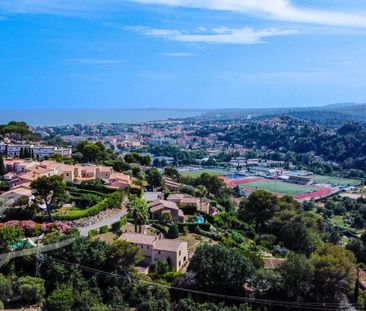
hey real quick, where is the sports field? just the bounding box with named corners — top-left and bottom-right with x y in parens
top-left (180, 169), bottom-right (227, 178)
top-left (309, 175), bottom-right (361, 187)
top-left (242, 180), bottom-right (318, 196)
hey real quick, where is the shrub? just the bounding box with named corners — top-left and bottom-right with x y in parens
top-left (88, 229), bottom-right (99, 239)
top-left (0, 225), bottom-right (24, 252)
top-left (99, 225), bottom-right (109, 234)
top-left (177, 222), bottom-right (210, 233)
top-left (46, 287), bottom-right (75, 311)
top-left (150, 260), bottom-right (170, 275)
top-left (0, 273), bottom-right (13, 301)
top-left (17, 276), bottom-right (45, 304)
top-left (111, 216), bottom-right (127, 232)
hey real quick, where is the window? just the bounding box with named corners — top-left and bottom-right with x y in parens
top-left (141, 245), bottom-right (143, 248)
top-left (179, 250), bottom-right (181, 256)
top-left (158, 251), bottom-right (161, 255)
top-left (179, 261), bottom-right (181, 267)
top-left (147, 246), bottom-right (149, 249)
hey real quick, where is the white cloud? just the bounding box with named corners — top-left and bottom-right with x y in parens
top-left (1, 1), bottom-right (366, 29)
top-left (64, 58), bottom-right (123, 64)
top-left (130, 0), bottom-right (366, 28)
top-left (161, 52), bottom-right (196, 56)
top-left (129, 26), bottom-right (298, 44)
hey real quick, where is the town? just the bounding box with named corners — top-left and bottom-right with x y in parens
top-left (0, 115), bottom-right (366, 310)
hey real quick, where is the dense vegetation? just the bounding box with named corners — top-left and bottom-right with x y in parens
top-left (221, 117), bottom-right (366, 175)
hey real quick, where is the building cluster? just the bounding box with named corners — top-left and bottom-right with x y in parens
top-left (0, 142), bottom-right (72, 158)
top-left (1, 158), bottom-right (131, 202)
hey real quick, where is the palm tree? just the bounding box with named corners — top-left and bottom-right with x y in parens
top-left (195, 185), bottom-right (208, 211)
top-left (127, 196), bottom-right (149, 233)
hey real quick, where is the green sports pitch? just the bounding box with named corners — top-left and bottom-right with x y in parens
top-left (241, 180), bottom-right (318, 196)
top-left (308, 175), bottom-right (361, 187)
top-left (180, 169), bottom-right (227, 178)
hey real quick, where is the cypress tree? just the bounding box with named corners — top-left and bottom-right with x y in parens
top-left (19, 147), bottom-right (24, 159)
top-left (0, 156), bottom-right (5, 176)
top-left (167, 223), bottom-right (180, 239)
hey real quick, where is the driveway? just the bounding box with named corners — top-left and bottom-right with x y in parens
top-left (79, 207), bottom-right (127, 237)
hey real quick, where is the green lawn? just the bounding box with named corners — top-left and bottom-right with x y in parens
top-left (180, 169), bottom-right (227, 178)
top-left (309, 175), bottom-right (361, 187)
top-left (242, 180), bottom-right (318, 196)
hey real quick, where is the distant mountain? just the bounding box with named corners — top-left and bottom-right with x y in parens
top-left (322, 102), bottom-right (366, 109)
top-left (201, 103), bottom-right (366, 127)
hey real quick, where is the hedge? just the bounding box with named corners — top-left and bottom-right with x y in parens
top-left (66, 182), bottom-right (116, 194)
top-left (36, 191), bottom-right (124, 221)
top-left (177, 222), bottom-right (210, 233)
top-left (67, 188), bottom-right (106, 197)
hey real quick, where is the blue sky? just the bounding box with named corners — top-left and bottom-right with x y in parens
top-left (1, 0), bottom-right (366, 109)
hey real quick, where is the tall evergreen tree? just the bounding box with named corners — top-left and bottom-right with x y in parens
top-left (0, 156), bottom-right (5, 176)
top-left (19, 148), bottom-right (24, 159)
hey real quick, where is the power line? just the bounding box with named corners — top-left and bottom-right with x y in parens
top-left (43, 257), bottom-right (361, 311)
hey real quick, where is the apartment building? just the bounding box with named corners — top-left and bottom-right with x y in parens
top-left (0, 142), bottom-right (72, 158)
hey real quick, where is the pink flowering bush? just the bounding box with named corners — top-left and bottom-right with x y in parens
top-left (0, 220), bottom-right (70, 237)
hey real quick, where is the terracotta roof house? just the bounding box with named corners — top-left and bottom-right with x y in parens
top-left (163, 177), bottom-right (182, 191)
top-left (148, 200), bottom-right (184, 222)
top-left (120, 232), bottom-right (188, 271)
top-left (167, 193), bottom-right (210, 213)
top-left (3, 159), bottom-right (132, 190)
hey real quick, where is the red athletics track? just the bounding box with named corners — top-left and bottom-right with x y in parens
top-left (223, 177), bottom-right (336, 201)
top-left (294, 187), bottom-right (335, 200)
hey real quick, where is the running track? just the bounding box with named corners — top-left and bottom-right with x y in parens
top-left (223, 177), bottom-right (335, 201)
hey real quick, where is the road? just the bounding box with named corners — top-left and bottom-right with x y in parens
top-left (79, 208), bottom-right (127, 237)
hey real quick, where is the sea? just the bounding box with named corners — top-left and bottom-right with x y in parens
top-left (0, 109), bottom-right (204, 126)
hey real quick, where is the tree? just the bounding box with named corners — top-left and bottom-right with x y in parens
top-left (275, 253), bottom-right (314, 301)
top-left (19, 147), bottom-right (24, 159)
top-left (239, 190), bottom-right (278, 230)
top-left (46, 287), bottom-right (75, 311)
top-left (279, 221), bottom-right (315, 255)
top-left (130, 283), bottom-right (170, 311)
top-left (311, 244), bottom-right (356, 301)
top-left (0, 156), bottom-right (5, 176)
top-left (146, 168), bottom-right (164, 190)
top-left (127, 196), bottom-right (149, 233)
top-left (164, 167), bottom-right (181, 181)
top-left (31, 175), bottom-right (66, 221)
top-left (17, 276), bottom-right (46, 304)
top-left (167, 224), bottom-right (179, 239)
top-left (175, 297), bottom-right (252, 311)
top-left (109, 240), bottom-right (142, 282)
top-left (188, 244), bottom-right (254, 294)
